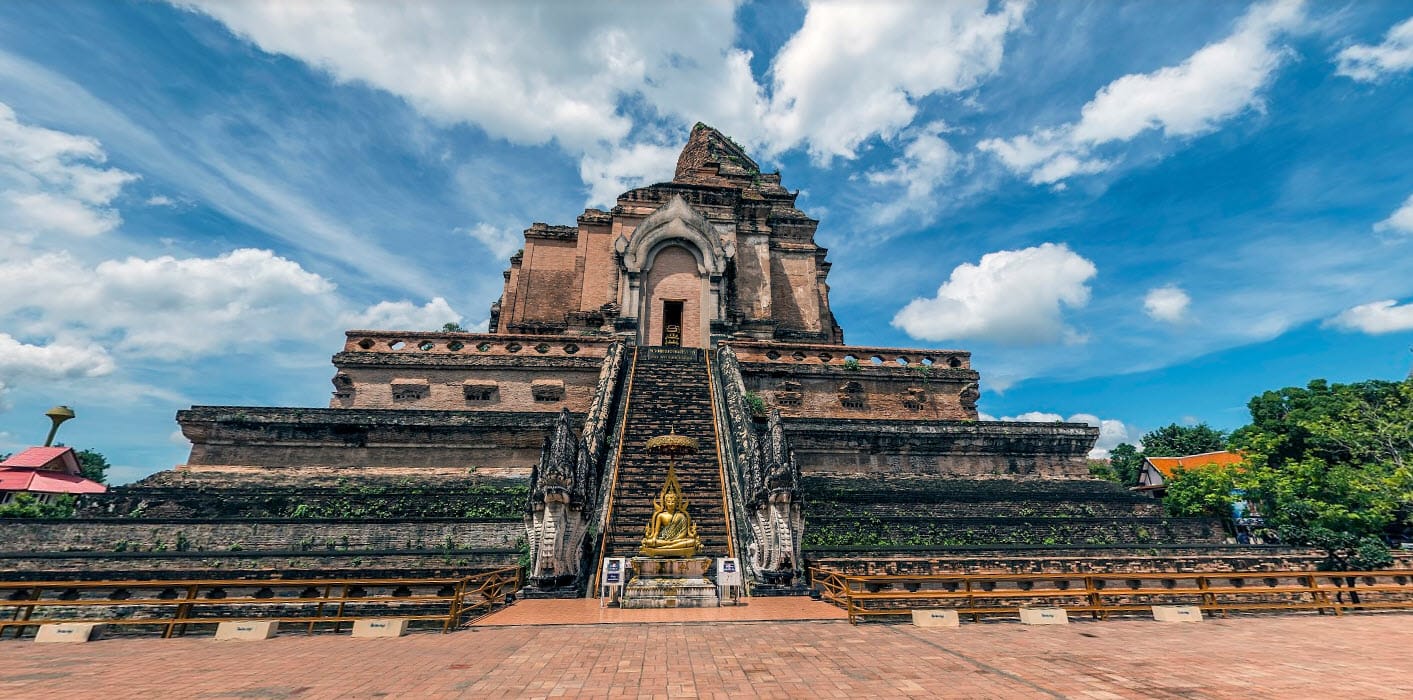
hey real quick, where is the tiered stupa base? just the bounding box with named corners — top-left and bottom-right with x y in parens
top-left (621, 556), bottom-right (719, 608)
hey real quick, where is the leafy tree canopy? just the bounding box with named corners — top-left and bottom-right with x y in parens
top-left (0, 493), bottom-right (76, 518)
top-left (1162, 463), bottom-right (1240, 518)
top-left (1230, 379), bottom-right (1413, 570)
top-left (74, 448), bottom-right (110, 484)
top-left (1107, 443), bottom-right (1143, 486)
top-left (1139, 422), bottom-right (1227, 457)
top-left (441, 322), bottom-right (465, 332)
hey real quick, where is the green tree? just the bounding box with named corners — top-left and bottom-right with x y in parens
top-left (1231, 379), bottom-right (1412, 571)
top-left (0, 493), bottom-right (76, 518)
top-left (441, 322), bottom-right (465, 332)
top-left (1162, 463), bottom-right (1240, 518)
top-left (1108, 443), bottom-right (1143, 486)
top-left (1140, 423), bottom-right (1227, 457)
top-left (75, 449), bottom-right (110, 484)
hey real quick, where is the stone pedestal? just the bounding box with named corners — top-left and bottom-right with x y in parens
top-left (621, 556), bottom-right (719, 608)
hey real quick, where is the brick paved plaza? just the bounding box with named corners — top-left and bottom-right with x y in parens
top-left (4, 607), bottom-right (1413, 699)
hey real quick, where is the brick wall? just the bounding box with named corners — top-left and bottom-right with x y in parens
top-left (178, 407), bottom-right (572, 472)
top-left (0, 518), bottom-right (523, 554)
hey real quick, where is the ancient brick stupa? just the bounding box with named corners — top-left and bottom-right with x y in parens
top-left (41, 125), bottom-right (1238, 590)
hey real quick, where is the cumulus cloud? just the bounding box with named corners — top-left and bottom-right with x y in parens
top-left (1144, 285), bottom-right (1191, 323)
top-left (0, 102), bottom-right (138, 238)
top-left (0, 249), bottom-right (338, 359)
top-left (763, 0), bottom-right (1026, 162)
top-left (463, 223), bottom-right (523, 260)
top-left (1326, 299), bottom-right (1413, 335)
top-left (979, 0), bottom-right (1306, 185)
top-left (1335, 16), bottom-right (1413, 82)
top-left (578, 142), bottom-right (679, 209)
top-left (1374, 193), bottom-right (1413, 236)
top-left (862, 123), bottom-right (959, 225)
top-left (1000, 411), bottom-right (1133, 458)
top-left (343, 297), bottom-right (463, 331)
top-left (0, 333), bottom-right (115, 381)
top-left (892, 243), bottom-right (1097, 345)
top-left (177, 1), bottom-right (1028, 206)
top-left (177, 2), bottom-right (742, 149)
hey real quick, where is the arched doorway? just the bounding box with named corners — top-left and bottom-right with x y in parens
top-left (642, 243), bottom-right (705, 347)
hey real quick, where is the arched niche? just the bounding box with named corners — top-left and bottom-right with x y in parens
top-left (615, 196), bottom-right (733, 347)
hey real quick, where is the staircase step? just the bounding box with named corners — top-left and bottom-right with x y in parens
top-left (600, 349), bottom-right (731, 562)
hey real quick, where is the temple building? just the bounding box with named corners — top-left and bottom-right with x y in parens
top-left (16, 125), bottom-right (1263, 591)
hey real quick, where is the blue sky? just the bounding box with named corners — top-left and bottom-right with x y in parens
top-left (2, 1), bottom-right (1412, 483)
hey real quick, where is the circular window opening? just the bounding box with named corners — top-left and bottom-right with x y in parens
top-left (389, 341), bottom-right (406, 350)
top-left (870, 356), bottom-right (884, 366)
top-left (766, 351), bottom-right (781, 360)
top-left (476, 342), bottom-right (492, 352)
top-left (818, 353), bottom-right (833, 363)
top-left (506, 343), bottom-right (522, 353)
top-left (357, 338), bottom-right (375, 350)
top-left (564, 344), bottom-right (580, 354)
top-left (948, 356), bottom-right (962, 368)
top-left (792, 352), bottom-right (806, 361)
top-left (447, 341), bottom-right (464, 351)
top-left (535, 343), bottom-right (550, 354)
top-left (895, 357), bottom-right (908, 366)
top-left (418, 341), bottom-right (435, 351)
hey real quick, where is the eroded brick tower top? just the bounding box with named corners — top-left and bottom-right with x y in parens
top-left (491, 123), bottom-right (844, 347)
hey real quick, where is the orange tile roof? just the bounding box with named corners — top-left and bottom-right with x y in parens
top-left (1144, 451), bottom-right (1244, 478)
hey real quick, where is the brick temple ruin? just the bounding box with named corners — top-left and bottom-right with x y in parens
top-left (7, 125), bottom-right (1333, 588)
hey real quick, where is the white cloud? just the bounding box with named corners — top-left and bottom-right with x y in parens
top-left (0, 249), bottom-right (338, 360)
top-left (980, 0), bottom-right (1306, 185)
top-left (177, 0), bottom-right (1028, 204)
top-left (1326, 299), bottom-right (1413, 335)
top-left (763, 0), bottom-right (1026, 162)
top-left (0, 101), bottom-right (138, 238)
top-left (463, 223), bottom-right (523, 260)
top-left (1374, 193), bottom-right (1413, 235)
top-left (344, 297), bottom-right (462, 331)
top-left (578, 142), bottom-right (679, 209)
top-left (1335, 16), bottom-right (1413, 82)
top-left (892, 243), bottom-right (1097, 345)
top-left (1144, 285), bottom-right (1191, 323)
top-left (1000, 411), bottom-right (1133, 459)
top-left (863, 123), bottom-right (959, 225)
top-left (0, 333), bottom-right (115, 381)
top-left (175, 2), bottom-right (758, 160)
top-left (145, 195), bottom-right (176, 207)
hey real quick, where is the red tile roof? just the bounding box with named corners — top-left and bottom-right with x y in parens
top-left (1144, 451), bottom-right (1244, 478)
top-left (0, 446), bottom-right (76, 470)
top-left (0, 468), bottom-right (106, 494)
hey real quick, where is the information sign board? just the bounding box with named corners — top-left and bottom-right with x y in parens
top-left (716, 557), bottom-right (742, 587)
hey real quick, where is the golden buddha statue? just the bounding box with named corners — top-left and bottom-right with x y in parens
top-left (639, 464), bottom-right (701, 557)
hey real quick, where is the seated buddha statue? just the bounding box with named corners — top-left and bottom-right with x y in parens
top-left (640, 469), bottom-right (700, 557)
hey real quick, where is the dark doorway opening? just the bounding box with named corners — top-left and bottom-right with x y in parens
top-left (662, 301), bottom-right (683, 347)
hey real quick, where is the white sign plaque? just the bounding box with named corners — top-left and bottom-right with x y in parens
top-left (716, 557), bottom-right (742, 587)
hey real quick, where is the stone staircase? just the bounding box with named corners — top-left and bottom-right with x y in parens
top-left (600, 347), bottom-right (731, 563)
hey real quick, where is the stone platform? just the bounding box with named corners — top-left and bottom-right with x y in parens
top-left (620, 556), bottom-right (719, 608)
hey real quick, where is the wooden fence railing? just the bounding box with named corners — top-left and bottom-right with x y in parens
top-left (0, 566), bottom-right (522, 638)
top-left (808, 567), bottom-right (1413, 624)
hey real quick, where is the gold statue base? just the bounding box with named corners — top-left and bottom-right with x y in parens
top-left (619, 557), bottom-right (719, 609)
